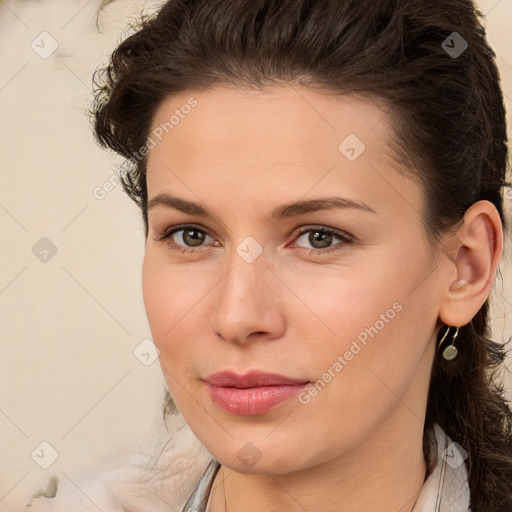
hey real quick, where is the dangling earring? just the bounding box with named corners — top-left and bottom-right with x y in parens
top-left (437, 325), bottom-right (460, 360)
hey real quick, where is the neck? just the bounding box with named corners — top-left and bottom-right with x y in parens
top-left (208, 410), bottom-right (428, 512)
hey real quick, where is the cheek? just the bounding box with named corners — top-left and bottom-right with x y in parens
top-left (142, 254), bottom-right (191, 355)
top-left (141, 256), bottom-right (169, 339)
top-left (284, 253), bottom-right (433, 385)
top-left (142, 258), bottom-right (195, 409)
top-left (277, 261), bottom-right (400, 347)
top-left (141, 251), bottom-right (216, 376)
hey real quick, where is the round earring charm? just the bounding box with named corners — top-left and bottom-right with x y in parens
top-left (442, 345), bottom-right (458, 361)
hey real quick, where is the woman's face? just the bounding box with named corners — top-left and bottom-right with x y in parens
top-left (142, 85), bottom-right (445, 473)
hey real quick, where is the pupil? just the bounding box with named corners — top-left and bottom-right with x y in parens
top-left (309, 231), bottom-right (332, 249)
top-left (184, 229), bottom-right (205, 246)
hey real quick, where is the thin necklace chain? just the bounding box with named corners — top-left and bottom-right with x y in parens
top-left (223, 467), bottom-right (227, 511)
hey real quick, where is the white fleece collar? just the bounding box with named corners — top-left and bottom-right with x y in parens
top-left (412, 423), bottom-right (471, 512)
top-left (25, 420), bottom-right (471, 512)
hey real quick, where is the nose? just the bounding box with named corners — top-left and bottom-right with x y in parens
top-left (210, 247), bottom-right (286, 345)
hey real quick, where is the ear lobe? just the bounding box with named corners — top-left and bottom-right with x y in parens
top-left (438, 200), bottom-right (503, 327)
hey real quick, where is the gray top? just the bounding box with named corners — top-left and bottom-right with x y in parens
top-left (179, 458), bottom-right (221, 512)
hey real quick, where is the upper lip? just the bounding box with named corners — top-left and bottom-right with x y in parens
top-left (203, 370), bottom-right (310, 388)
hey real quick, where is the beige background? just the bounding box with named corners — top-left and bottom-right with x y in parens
top-left (0, 0), bottom-right (511, 510)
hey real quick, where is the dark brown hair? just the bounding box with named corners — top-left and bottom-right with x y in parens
top-left (91, 0), bottom-right (512, 509)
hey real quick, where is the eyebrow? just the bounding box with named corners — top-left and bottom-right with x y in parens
top-left (147, 192), bottom-right (377, 220)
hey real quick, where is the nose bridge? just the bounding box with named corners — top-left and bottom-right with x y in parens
top-left (210, 244), bottom-right (283, 343)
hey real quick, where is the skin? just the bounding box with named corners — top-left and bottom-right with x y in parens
top-left (142, 85), bottom-right (503, 512)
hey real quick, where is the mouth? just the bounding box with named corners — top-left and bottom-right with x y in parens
top-left (203, 370), bottom-right (310, 416)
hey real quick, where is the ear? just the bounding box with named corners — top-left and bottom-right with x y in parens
top-left (438, 200), bottom-right (503, 327)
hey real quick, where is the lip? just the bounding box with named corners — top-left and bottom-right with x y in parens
top-left (203, 370), bottom-right (310, 416)
top-left (204, 370), bottom-right (309, 388)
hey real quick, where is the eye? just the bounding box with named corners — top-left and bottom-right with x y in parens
top-left (154, 223), bottom-right (353, 256)
top-left (291, 226), bottom-right (353, 254)
top-left (154, 224), bottom-right (218, 253)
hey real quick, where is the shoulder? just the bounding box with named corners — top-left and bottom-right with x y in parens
top-left (24, 415), bottom-right (212, 512)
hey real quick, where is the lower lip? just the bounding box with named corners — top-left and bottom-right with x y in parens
top-left (205, 382), bottom-right (309, 416)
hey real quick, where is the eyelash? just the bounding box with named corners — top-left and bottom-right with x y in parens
top-left (154, 223), bottom-right (354, 256)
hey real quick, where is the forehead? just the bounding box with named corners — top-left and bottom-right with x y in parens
top-left (146, 85), bottom-right (422, 224)
top-left (149, 85), bottom-right (394, 156)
